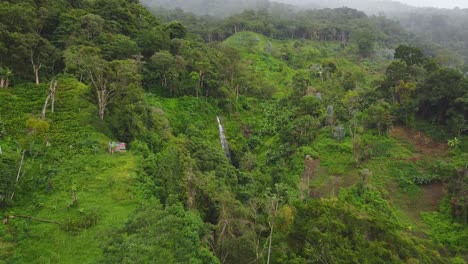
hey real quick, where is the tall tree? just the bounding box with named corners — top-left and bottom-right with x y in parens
top-left (394, 45), bottom-right (426, 66)
top-left (10, 33), bottom-right (56, 84)
top-left (146, 51), bottom-right (178, 96)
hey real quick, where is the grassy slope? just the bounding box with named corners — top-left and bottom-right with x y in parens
top-left (0, 79), bottom-right (140, 263)
top-left (13, 154), bottom-right (138, 263)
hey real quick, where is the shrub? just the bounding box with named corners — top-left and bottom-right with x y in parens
top-left (62, 209), bottom-right (100, 234)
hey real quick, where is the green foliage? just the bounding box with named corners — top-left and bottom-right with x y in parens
top-left (97, 33), bottom-right (140, 60)
top-left (390, 162), bottom-right (420, 193)
top-left (0, 155), bottom-right (17, 206)
top-left (62, 209), bottom-right (100, 235)
top-left (164, 21), bottom-right (187, 39)
top-left (1, 1), bottom-right (466, 263)
top-left (422, 203), bottom-right (468, 254)
top-left (298, 96), bottom-right (322, 117)
top-left (281, 115), bottom-right (321, 146)
top-left (313, 135), bottom-right (354, 175)
top-left (395, 45), bottom-right (426, 66)
top-left (418, 68), bottom-right (467, 125)
top-left (101, 202), bottom-right (219, 264)
top-left (353, 29), bottom-right (376, 58)
top-left (364, 100), bottom-right (393, 135)
top-left (145, 50), bottom-right (178, 95)
top-left (448, 137), bottom-right (461, 149)
top-left (291, 70), bottom-right (312, 97)
top-left (381, 45), bottom-right (468, 131)
top-left (284, 193), bottom-right (445, 264)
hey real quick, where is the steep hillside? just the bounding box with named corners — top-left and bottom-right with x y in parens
top-left (0, 79), bottom-right (142, 263)
top-left (0, 0), bottom-right (467, 263)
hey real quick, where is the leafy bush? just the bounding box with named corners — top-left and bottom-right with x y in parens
top-left (390, 163), bottom-right (420, 192)
top-left (412, 173), bottom-right (441, 185)
top-left (101, 202), bottom-right (219, 264)
top-left (284, 195), bottom-right (445, 264)
top-left (62, 209), bottom-right (100, 235)
top-left (422, 209), bottom-right (468, 254)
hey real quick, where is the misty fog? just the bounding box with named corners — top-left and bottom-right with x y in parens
top-left (141, 0), bottom-right (467, 18)
top-left (141, 0), bottom-right (468, 64)
top-left (277, 0), bottom-right (468, 9)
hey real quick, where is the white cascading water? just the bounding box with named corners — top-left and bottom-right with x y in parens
top-left (217, 116), bottom-right (231, 159)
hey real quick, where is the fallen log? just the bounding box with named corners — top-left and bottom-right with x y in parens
top-left (8, 215), bottom-right (62, 226)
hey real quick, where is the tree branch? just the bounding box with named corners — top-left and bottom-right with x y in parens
top-left (8, 215), bottom-right (62, 226)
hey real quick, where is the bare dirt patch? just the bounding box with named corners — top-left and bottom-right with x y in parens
top-left (389, 126), bottom-right (448, 225)
top-left (389, 126), bottom-right (447, 158)
top-left (401, 182), bottom-right (447, 225)
top-left (420, 182), bottom-right (446, 211)
top-left (300, 157), bottom-right (320, 198)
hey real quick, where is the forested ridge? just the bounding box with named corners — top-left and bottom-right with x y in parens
top-left (0, 0), bottom-right (467, 263)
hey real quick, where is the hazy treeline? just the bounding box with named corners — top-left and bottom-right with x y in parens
top-left (386, 8), bottom-right (468, 64)
top-left (146, 0), bottom-right (468, 64)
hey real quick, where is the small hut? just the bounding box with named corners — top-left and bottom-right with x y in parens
top-left (108, 142), bottom-right (126, 154)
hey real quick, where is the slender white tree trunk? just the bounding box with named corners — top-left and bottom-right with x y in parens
top-left (34, 66), bottom-right (40, 85)
top-left (41, 80), bottom-right (57, 119)
top-left (267, 221), bottom-right (274, 264)
top-left (267, 197), bottom-right (279, 264)
top-left (41, 94), bottom-right (51, 119)
top-left (10, 150), bottom-right (26, 200)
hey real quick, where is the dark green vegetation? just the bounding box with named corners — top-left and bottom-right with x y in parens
top-left (0, 0), bottom-right (467, 263)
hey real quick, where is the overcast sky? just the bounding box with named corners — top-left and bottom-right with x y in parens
top-left (280, 0), bottom-right (468, 9)
top-left (399, 0), bottom-right (468, 8)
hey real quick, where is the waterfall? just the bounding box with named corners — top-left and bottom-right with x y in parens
top-left (217, 116), bottom-right (231, 159)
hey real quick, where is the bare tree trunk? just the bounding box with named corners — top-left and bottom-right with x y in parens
top-left (97, 89), bottom-right (111, 120)
top-left (267, 221), bottom-right (274, 264)
top-left (97, 89), bottom-right (112, 120)
top-left (97, 90), bottom-right (106, 120)
top-left (90, 72), bottom-right (112, 121)
top-left (41, 93), bottom-right (51, 119)
top-left (16, 150), bottom-right (25, 184)
top-left (34, 65), bottom-right (41, 85)
top-left (50, 80), bottom-right (57, 112)
top-left (267, 197), bottom-right (279, 264)
top-left (30, 52), bottom-right (42, 85)
top-left (10, 150), bottom-right (26, 200)
top-left (41, 79), bottom-right (57, 119)
top-left (8, 215), bottom-right (62, 226)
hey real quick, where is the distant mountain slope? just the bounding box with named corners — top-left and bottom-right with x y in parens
top-left (277, 0), bottom-right (415, 14)
top-left (143, 0), bottom-right (467, 64)
top-left (141, 0), bottom-right (411, 17)
top-left (141, 0), bottom-right (273, 17)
